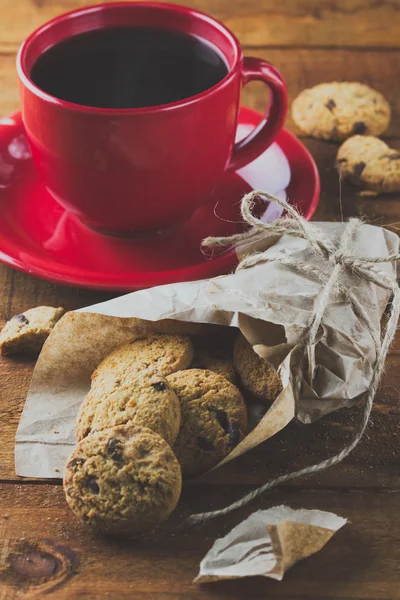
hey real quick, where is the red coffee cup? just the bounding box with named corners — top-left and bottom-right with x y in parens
top-left (17, 2), bottom-right (287, 235)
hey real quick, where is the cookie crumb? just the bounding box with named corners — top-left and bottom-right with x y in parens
top-left (0, 306), bottom-right (65, 356)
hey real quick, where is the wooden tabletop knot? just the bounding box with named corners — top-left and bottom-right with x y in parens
top-left (0, 539), bottom-right (79, 594)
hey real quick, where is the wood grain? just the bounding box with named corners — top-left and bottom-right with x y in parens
top-left (1, 483), bottom-right (400, 599)
top-left (0, 0), bottom-right (400, 51)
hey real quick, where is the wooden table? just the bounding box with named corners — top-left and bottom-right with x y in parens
top-left (1, 1), bottom-right (400, 598)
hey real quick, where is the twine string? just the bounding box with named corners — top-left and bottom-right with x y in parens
top-left (185, 191), bottom-right (400, 526)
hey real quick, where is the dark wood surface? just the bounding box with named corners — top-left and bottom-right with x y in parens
top-left (1, 1), bottom-right (400, 598)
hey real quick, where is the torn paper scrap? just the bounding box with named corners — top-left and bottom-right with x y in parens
top-left (195, 505), bottom-right (347, 583)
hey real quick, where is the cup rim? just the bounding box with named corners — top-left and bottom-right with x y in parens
top-left (17, 1), bottom-right (242, 115)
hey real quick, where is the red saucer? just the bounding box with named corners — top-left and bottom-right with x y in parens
top-left (0, 107), bottom-right (319, 291)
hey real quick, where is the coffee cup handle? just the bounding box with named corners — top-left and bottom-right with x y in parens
top-left (228, 57), bottom-right (288, 172)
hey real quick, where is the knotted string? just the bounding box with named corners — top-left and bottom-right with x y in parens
top-left (185, 190), bottom-right (400, 526)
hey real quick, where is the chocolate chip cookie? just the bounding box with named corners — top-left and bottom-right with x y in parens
top-left (292, 82), bottom-right (390, 141)
top-left (76, 367), bottom-right (180, 447)
top-left (92, 333), bottom-right (194, 394)
top-left (336, 135), bottom-right (400, 193)
top-left (167, 369), bottom-right (247, 478)
top-left (0, 306), bottom-right (65, 356)
top-left (64, 424), bottom-right (182, 536)
top-left (233, 333), bottom-right (283, 403)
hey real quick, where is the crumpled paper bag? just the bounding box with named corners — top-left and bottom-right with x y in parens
top-left (15, 222), bottom-right (398, 478)
top-left (195, 505), bottom-right (347, 582)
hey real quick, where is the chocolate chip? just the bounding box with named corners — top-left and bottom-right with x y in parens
top-left (353, 162), bottom-right (366, 178)
top-left (136, 445), bottom-right (150, 459)
top-left (151, 381), bottom-right (167, 392)
top-left (13, 314), bottom-right (28, 324)
top-left (326, 99), bottom-right (336, 111)
top-left (209, 408), bottom-right (229, 433)
top-left (85, 477), bottom-right (99, 494)
top-left (69, 458), bottom-right (85, 469)
top-left (331, 126), bottom-right (339, 139)
top-left (197, 437), bottom-right (214, 452)
top-left (228, 421), bottom-right (241, 447)
top-left (382, 153), bottom-right (400, 161)
top-left (107, 438), bottom-right (123, 461)
top-left (353, 121), bottom-right (367, 135)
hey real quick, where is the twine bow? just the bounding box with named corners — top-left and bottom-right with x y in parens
top-left (186, 190), bottom-right (400, 526)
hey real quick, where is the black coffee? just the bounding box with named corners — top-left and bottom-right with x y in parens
top-left (30, 27), bottom-right (229, 109)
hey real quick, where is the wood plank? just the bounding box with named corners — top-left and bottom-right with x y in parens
top-left (0, 54), bottom-right (19, 117)
top-left (0, 0), bottom-right (400, 50)
top-left (1, 483), bottom-right (400, 599)
top-left (2, 49), bottom-right (400, 138)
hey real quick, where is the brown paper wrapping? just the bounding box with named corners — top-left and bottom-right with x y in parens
top-left (194, 506), bottom-right (347, 582)
top-left (15, 222), bottom-right (398, 478)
